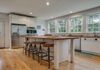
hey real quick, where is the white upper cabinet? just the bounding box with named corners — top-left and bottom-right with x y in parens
top-left (10, 14), bottom-right (36, 27)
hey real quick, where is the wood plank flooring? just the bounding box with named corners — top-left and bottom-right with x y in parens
top-left (0, 49), bottom-right (100, 70)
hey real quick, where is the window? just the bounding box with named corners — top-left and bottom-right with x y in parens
top-left (70, 16), bottom-right (83, 33)
top-left (57, 19), bottom-right (67, 33)
top-left (48, 21), bottom-right (55, 33)
top-left (87, 13), bottom-right (100, 33)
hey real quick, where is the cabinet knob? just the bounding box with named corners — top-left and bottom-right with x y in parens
top-left (84, 38), bottom-right (86, 40)
top-left (95, 38), bottom-right (98, 41)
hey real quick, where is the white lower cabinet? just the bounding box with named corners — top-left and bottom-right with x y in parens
top-left (74, 39), bottom-right (81, 50)
top-left (81, 38), bottom-right (100, 55)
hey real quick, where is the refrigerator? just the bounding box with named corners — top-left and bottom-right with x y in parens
top-left (11, 24), bottom-right (27, 48)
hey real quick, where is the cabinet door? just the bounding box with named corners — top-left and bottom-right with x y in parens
top-left (0, 21), bottom-right (5, 48)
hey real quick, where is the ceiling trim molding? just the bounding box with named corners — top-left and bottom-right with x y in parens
top-left (9, 12), bottom-right (36, 18)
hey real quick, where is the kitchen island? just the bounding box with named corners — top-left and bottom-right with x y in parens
top-left (25, 35), bottom-right (78, 69)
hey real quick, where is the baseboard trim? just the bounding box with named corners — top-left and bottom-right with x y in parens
top-left (75, 49), bottom-right (81, 52)
top-left (0, 47), bottom-right (5, 49)
top-left (0, 47), bottom-right (10, 49)
top-left (12, 47), bottom-right (24, 49)
top-left (81, 50), bottom-right (100, 56)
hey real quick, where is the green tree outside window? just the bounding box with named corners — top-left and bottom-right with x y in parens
top-left (70, 16), bottom-right (83, 32)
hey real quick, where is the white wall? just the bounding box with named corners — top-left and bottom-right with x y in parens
top-left (0, 13), bottom-right (11, 48)
top-left (36, 19), bottom-right (46, 35)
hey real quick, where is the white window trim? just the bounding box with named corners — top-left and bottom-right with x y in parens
top-left (69, 16), bottom-right (83, 33)
top-left (86, 13), bottom-right (100, 33)
top-left (54, 18), bottom-right (68, 34)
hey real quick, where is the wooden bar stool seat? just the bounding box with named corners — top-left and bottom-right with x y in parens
top-left (32, 41), bottom-right (45, 44)
top-left (43, 43), bottom-right (54, 48)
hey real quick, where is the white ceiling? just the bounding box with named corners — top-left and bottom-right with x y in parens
top-left (0, 0), bottom-right (100, 20)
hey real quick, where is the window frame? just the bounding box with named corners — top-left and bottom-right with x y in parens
top-left (86, 13), bottom-right (100, 33)
top-left (69, 15), bottom-right (83, 33)
top-left (57, 18), bottom-right (68, 33)
top-left (47, 20), bottom-right (56, 34)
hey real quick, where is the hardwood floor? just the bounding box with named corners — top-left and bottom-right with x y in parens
top-left (0, 49), bottom-right (100, 70)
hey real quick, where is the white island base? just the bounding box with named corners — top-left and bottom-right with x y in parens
top-left (54, 39), bottom-right (74, 69)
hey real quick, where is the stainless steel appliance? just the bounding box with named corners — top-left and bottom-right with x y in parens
top-left (11, 23), bottom-right (27, 48)
top-left (27, 27), bottom-right (37, 35)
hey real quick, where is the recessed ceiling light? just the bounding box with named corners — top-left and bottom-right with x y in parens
top-left (30, 12), bottom-right (32, 14)
top-left (46, 2), bottom-right (50, 6)
top-left (70, 11), bottom-right (73, 13)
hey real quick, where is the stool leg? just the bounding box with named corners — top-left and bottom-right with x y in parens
top-left (25, 43), bottom-right (28, 55)
top-left (32, 52), bottom-right (34, 59)
top-left (28, 48), bottom-right (30, 56)
top-left (38, 44), bottom-right (42, 62)
top-left (48, 47), bottom-right (50, 69)
top-left (37, 48), bottom-right (40, 62)
top-left (25, 47), bottom-right (27, 55)
top-left (28, 43), bottom-right (32, 57)
top-left (40, 44), bottom-right (43, 60)
top-left (32, 44), bottom-right (36, 59)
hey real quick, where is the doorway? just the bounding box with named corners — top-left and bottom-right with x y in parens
top-left (0, 21), bottom-right (5, 48)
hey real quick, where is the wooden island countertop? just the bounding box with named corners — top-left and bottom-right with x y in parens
top-left (25, 35), bottom-right (78, 40)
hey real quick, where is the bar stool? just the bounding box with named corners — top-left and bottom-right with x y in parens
top-left (24, 38), bottom-right (37, 56)
top-left (24, 37), bottom-right (30, 55)
top-left (31, 41), bottom-right (46, 62)
top-left (27, 42), bottom-right (34, 56)
top-left (41, 43), bottom-right (54, 69)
